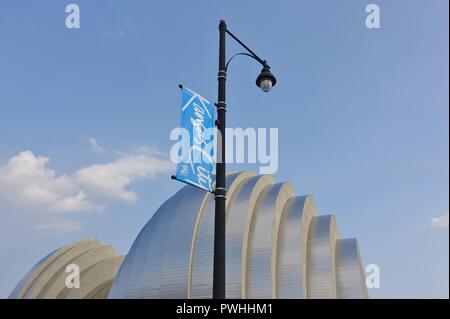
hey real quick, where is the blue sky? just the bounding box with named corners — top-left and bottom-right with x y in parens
top-left (0, 0), bottom-right (448, 298)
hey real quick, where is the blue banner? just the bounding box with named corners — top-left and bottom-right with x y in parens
top-left (175, 86), bottom-right (216, 192)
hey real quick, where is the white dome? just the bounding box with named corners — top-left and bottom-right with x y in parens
top-left (9, 238), bottom-right (124, 299)
top-left (108, 171), bottom-right (368, 299)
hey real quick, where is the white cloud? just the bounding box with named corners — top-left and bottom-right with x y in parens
top-left (0, 151), bottom-right (94, 213)
top-left (88, 137), bottom-right (106, 153)
top-left (0, 150), bottom-right (174, 216)
top-left (430, 213), bottom-right (449, 229)
top-left (130, 144), bottom-right (167, 157)
top-left (75, 154), bottom-right (174, 203)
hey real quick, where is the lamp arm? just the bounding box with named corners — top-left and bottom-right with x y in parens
top-left (225, 52), bottom-right (265, 72)
top-left (225, 29), bottom-right (268, 68)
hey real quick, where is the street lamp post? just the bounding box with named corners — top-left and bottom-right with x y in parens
top-left (213, 19), bottom-right (277, 299)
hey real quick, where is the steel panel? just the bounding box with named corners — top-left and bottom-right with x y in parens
top-left (109, 186), bottom-right (208, 298)
top-left (336, 238), bottom-right (368, 298)
top-left (190, 172), bottom-right (254, 298)
top-left (225, 174), bottom-right (274, 298)
top-left (246, 182), bottom-right (294, 298)
top-left (307, 215), bottom-right (339, 298)
top-left (276, 195), bottom-right (316, 298)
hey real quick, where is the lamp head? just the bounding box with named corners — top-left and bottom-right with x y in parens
top-left (256, 64), bottom-right (277, 92)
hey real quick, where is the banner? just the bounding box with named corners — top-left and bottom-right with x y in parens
top-left (174, 86), bottom-right (216, 192)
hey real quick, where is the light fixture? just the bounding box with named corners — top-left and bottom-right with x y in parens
top-left (256, 64), bottom-right (277, 92)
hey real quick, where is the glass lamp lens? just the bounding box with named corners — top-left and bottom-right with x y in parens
top-left (260, 79), bottom-right (273, 92)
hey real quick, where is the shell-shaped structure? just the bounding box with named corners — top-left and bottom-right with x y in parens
top-left (9, 239), bottom-right (124, 299)
top-left (109, 171), bottom-right (368, 299)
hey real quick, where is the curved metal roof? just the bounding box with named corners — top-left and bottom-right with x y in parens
top-left (109, 171), bottom-right (368, 299)
top-left (9, 238), bottom-right (124, 299)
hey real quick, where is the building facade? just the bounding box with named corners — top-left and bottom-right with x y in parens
top-left (9, 239), bottom-right (124, 299)
top-left (109, 171), bottom-right (368, 299)
top-left (10, 171), bottom-right (368, 299)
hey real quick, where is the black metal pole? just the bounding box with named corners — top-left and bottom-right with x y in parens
top-left (213, 19), bottom-right (227, 299)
